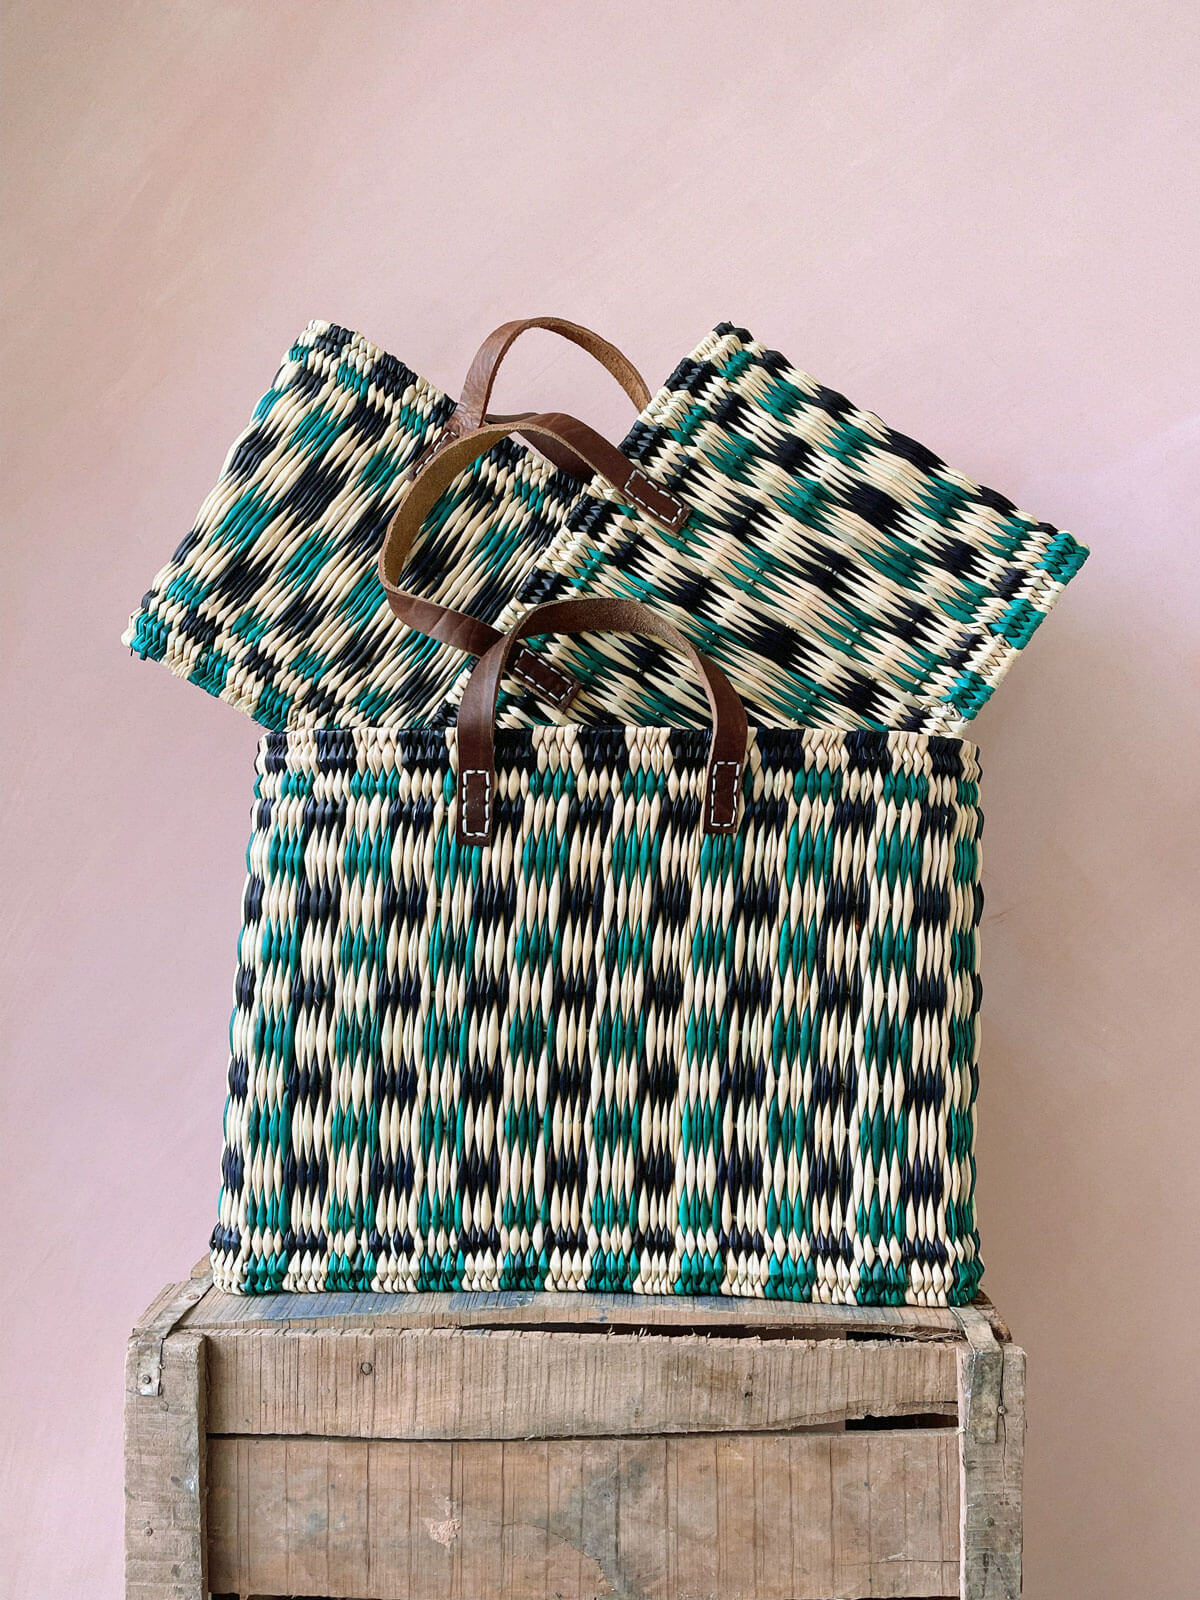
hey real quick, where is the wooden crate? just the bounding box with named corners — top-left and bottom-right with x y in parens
top-left (125, 1262), bottom-right (1024, 1600)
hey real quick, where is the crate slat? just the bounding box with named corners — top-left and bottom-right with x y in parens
top-left (124, 1331), bottom-right (207, 1599)
top-left (959, 1342), bottom-right (1027, 1600)
top-left (203, 1324), bottom-right (958, 1441)
top-left (181, 1280), bottom-right (1005, 1340)
top-left (207, 1432), bottom-right (961, 1600)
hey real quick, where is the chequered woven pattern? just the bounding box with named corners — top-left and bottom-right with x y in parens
top-left (122, 321), bottom-right (578, 729)
top-left (212, 724), bottom-right (984, 1305)
top-left (508, 324), bottom-right (1088, 733)
top-left (126, 320), bottom-right (1086, 737)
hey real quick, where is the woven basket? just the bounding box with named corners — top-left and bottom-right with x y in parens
top-left (212, 600), bottom-right (983, 1306)
top-left (504, 327), bottom-right (1088, 733)
top-left (123, 321), bottom-right (581, 730)
top-left (126, 317), bottom-right (1086, 735)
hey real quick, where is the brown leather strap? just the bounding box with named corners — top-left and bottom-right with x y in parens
top-left (459, 318), bottom-right (651, 478)
top-left (454, 597), bottom-right (747, 846)
top-left (381, 413), bottom-right (688, 598)
top-left (458, 317), bottom-right (651, 433)
top-left (378, 415), bottom-right (691, 711)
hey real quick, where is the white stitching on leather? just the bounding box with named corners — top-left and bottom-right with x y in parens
top-left (708, 760), bottom-right (742, 831)
top-left (626, 468), bottom-right (687, 529)
top-left (460, 769), bottom-right (492, 841)
top-left (510, 650), bottom-right (575, 706)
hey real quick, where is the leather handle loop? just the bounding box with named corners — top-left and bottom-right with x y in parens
top-left (377, 415), bottom-right (691, 713)
top-left (454, 597), bottom-right (748, 847)
top-left (380, 414), bottom-right (688, 599)
top-left (458, 317), bottom-right (651, 434)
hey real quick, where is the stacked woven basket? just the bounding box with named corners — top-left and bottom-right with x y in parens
top-left (127, 315), bottom-right (1086, 1307)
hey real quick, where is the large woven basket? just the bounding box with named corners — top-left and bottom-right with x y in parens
top-left (126, 317), bottom-right (1086, 735)
top-left (212, 600), bottom-right (984, 1306)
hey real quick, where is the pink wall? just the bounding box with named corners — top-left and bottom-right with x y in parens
top-left (3, 4), bottom-right (1198, 1595)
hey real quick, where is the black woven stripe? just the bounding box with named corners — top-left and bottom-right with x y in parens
top-left (367, 756), bottom-right (423, 1265)
top-left (227, 423), bottom-right (283, 481)
top-left (367, 351), bottom-right (421, 401)
top-left (299, 775), bottom-right (348, 1264)
top-left (804, 757), bottom-right (872, 1272)
top-left (311, 323), bottom-right (353, 355)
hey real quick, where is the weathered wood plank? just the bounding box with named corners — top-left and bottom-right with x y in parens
top-left (129, 1273), bottom-right (214, 1399)
top-left (453, 1438), bottom-right (504, 1598)
top-left (248, 1431), bottom-right (285, 1592)
top-left (671, 1432), bottom-right (718, 1596)
top-left (183, 1277), bottom-right (1004, 1340)
top-left (326, 1437), bottom-right (370, 1596)
top-left (959, 1339), bottom-right (1026, 1600)
top-left (130, 1275), bottom-right (205, 1337)
top-left (202, 1325), bottom-right (958, 1440)
top-left (207, 1432), bottom-right (961, 1600)
top-left (124, 1332), bottom-right (206, 1600)
top-left (956, 1305), bottom-right (1004, 1443)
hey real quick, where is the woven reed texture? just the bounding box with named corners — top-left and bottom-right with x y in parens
top-left (212, 725), bottom-right (983, 1306)
top-left (510, 324), bottom-right (1087, 734)
top-left (122, 321), bottom-right (577, 729)
top-left (125, 321), bottom-right (1086, 736)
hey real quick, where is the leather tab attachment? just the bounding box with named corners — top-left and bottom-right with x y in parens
top-left (454, 596), bottom-right (748, 847)
top-left (508, 646), bottom-right (578, 710)
top-left (706, 760), bottom-right (743, 833)
top-left (625, 468), bottom-right (690, 533)
top-left (458, 768), bottom-right (493, 844)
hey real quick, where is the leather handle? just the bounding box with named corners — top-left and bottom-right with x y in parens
top-left (454, 597), bottom-right (748, 847)
top-left (458, 317), bottom-right (651, 434)
top-left (380, 413), bottom-right (688, 597)
top-left (457, 318), bottom-right (651, 478)
top-left (377, 414), bottom-right (690, 712)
